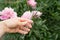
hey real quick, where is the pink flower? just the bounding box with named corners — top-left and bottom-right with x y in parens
top-left (0, 11), bottom-right (2, 15)
top-left (21, 11), bottom-right (42, 19)
top-left (27, 0), bottom-right (37, 9)
top-left (32, 11), bottom-right (42, 18)
top-left (0, 7), bottom-right (17, 20)
top-left (21, 11), bottom-right (33, 19)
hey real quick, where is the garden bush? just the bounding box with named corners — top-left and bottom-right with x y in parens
top-left (0, 0), bottom-right (60, 40)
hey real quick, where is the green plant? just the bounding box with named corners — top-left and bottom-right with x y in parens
top-left (0, 0), bottom-right (60, 40)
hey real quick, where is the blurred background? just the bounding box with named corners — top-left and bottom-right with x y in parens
top-left (0, 0), bottom-right (60, 40)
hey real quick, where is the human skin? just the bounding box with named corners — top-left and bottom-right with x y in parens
top-left (0, 17), bottom-right (33, 37)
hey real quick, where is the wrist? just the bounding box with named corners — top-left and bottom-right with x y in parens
top-left (0, 21), bottom-right (7, 37)
top-left (0, 21), bottom-right (7, 33)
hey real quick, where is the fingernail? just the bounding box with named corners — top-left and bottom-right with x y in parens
top-left (28, 29), bottom-right (30, 31)
top-left (20, 21), bottom-right (27, 25)
top-left (24, 32), bottom-right (28, 34)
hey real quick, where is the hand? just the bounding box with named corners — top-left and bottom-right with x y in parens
top-left (0, 17), bottom-right (33, 35)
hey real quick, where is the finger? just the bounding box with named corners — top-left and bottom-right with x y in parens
top-left (12, 17), bottom-right (33, 23)
top-left (18, 21), bottom-right (27, 26)
top-left (18, 30), bottom-right (28, 34)
top-left (25, 23), bottom-right (32, 28)
top-left (19, 18), bottom-right (33, 23)
top-left (17, 17), bottom-right (33, 25)
top-left (19, 26), bottom-right (30, 32)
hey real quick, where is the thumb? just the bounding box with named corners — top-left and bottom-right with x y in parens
top-left (18, 21), bottom-right (27, 26)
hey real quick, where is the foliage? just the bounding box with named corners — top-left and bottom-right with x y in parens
top-left (0, 0), bottom-right (60, 40)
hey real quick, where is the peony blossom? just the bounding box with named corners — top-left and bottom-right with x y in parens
top-left (21, 11), bottom-right (42, 19)
top-left (27, 0), bottom-right (37, 9)
top-left (0, 7), bottom-right (17, 20)
top-left (21, 11), bottom-right (33, 19)
top-left (32, 11), bottom-right (42, 18)
top-left (0, 11), bottom-right (2, 15)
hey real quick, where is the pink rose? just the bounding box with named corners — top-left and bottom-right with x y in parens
top-left (0, 7), bottom-right (17, 20)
